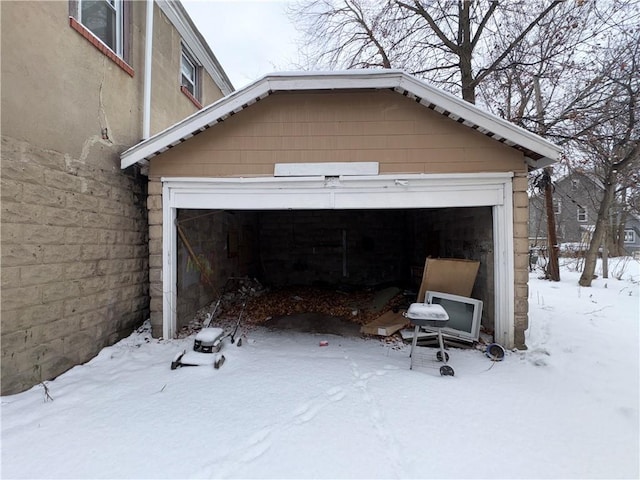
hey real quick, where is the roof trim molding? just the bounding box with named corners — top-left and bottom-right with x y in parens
top-left (157, 1), bottom-right (234, 95)
top-left (121, 70), bottom-right (562, 170)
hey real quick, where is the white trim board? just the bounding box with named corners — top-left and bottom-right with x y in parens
top-left (274, 162), bottom-right (379, 177)
top-left (161, 173), bottom-right (516, 348)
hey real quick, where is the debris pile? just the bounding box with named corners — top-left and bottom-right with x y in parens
top-left (179, 280), bottom-right (410, 339)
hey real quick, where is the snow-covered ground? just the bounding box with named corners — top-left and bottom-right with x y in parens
top-left (2, 258), bottom-right (639, 479)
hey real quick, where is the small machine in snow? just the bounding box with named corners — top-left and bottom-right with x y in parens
top-left (170, 301), bottom-right (245, 370)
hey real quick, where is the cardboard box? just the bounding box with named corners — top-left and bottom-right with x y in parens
top-left (417, 258), bottom-right (480, 302)
top-left (360, 310), bottom-right (408, 336)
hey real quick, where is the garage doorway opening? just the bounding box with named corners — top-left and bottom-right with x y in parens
top-left (161, 174), bottom-right (514, 345)
top-left (174, 206), bottom-right (494, 338)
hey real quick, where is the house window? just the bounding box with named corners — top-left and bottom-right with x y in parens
top-left (78, 0), bottom-right (123, 56)
top-left (69, 0), bottom-right (132, 75)
top-left (553, 199), bottom-right (561, 215)
top-left (571, 179), bottom-right (579, 190)
top-left (624, 229), bottom-right (636, 243)
top-left (577, 206), bottom-right (587, 222)
top-left (181, 47), bottom-right (199, 99)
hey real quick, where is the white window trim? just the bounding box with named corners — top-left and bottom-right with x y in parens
top-left (577, 206), bottom-right (587, 222)
top-left (553, 199), bottom-right (561, 215)
top-left (78, 0), bottom-right (123, 56)
top-left (161, 173), bottom-right (516, 348)
top-left (624, 229), bottom-right (636, 243)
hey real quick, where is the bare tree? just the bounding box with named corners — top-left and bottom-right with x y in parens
top-left (290, 0), bottom-right (582, 103)
top-left (290, 0), bottom-right (640, 287)
top-left (573, 33), bottom-right (640, 286)
top-left (463, 1), bottom-right (640, 282)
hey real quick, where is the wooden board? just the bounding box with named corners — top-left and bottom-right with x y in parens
top-left (417, 258), bottom-right (480, 302)
top-left (360, 310), bottom-right (408, 336)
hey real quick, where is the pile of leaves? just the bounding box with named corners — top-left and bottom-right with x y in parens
top-left (178, 280), bottom-right (409, 338)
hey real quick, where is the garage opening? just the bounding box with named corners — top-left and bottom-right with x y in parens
top-left (174, 206), bottom-right (494, 339)
top-left (160, 173), bottom-right (514, 346)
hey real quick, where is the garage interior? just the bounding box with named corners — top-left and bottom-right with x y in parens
top-left (174, 206), bottom-right (495, 340)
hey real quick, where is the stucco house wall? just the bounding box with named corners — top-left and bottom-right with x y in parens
top-left (0, 0), bottom-right (231, 395)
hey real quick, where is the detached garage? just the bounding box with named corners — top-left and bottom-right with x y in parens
top-left (121, 70), bottom-right (561, 350)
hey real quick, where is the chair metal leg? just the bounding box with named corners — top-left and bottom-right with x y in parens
top-left (409, 325), bottom-right (420, 370)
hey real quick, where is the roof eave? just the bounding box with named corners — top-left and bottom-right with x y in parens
top-left (526, 155), bottom-right (556, 170)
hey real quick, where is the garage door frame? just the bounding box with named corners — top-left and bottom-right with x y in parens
top-left (161, 172), bottom-right (515, 346)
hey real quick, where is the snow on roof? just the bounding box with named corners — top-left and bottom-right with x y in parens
top-left (120, 70), bottom-right (562, 170)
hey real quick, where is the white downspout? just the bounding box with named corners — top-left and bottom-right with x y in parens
top-left (143, 0), bottom-right (154, 139)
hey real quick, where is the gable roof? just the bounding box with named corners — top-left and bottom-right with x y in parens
top-left (120, 70), bottom-right (562, 170)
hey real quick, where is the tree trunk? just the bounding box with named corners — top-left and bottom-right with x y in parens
top-left (614, 211), bottom-right (628, 256)
top-left (579, 170), bottom-right (617, 286)
top-left (458, 2), bottom-right (475, 104)
top-left (602, 240), bottom-right (609, 279)
top-left (544, 170), bottom-right (560, 281)
top-left (532, 78), bottom-right (559, 281)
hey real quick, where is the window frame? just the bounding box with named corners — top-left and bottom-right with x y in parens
top-left (181, 46), bottom-right (200, 99)
top-left (624, 229), bottom-right (636, 244)
top-left (553, 199), bottom-right (561, 215)
top-left (577, 206), bottom-right (587, 222)
top-left (77, 0), bottom-right (123, 56)
top-left (69, 0), bottom-right (132, 75)
top-left (180, 45), bottom-right (203, 108)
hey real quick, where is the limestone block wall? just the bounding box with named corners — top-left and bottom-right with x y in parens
top-left (0, 137), bottom-right (149, 394)
top-left (147, 178), bottom-right (164, 337)
top-left (513, 172), bottom-right (530, 348)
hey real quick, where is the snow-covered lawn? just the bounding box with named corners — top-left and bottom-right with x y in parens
top-left (2, 259), bottom-right (638, 479)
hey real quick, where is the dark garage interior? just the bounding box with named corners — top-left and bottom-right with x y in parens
top-left (174, 206), bottom-right (495, 336)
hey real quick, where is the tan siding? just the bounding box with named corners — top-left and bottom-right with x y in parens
top-left (150, 91), bottom-right (528, 177)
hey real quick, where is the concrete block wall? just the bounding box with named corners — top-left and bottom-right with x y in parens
top-left (175, 209), bottom-right (258, 331)
top-left (1, 137), bottom-right (149, 395)
top-left (258, 210), bottom-right (410, 287)
top-left (146, 181), bottom-right (259, 336)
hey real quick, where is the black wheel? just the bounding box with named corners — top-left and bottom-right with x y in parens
top-left (440, 365), bottom-right (455, 376)
top-left (436, 351), bottom-right (449, 362)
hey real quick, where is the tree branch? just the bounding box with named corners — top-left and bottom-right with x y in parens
top-left (394, 0), bottom-right (459, 52)
top-left (475, 1), bottom-right (563, 86)
top-left (470, 1), bottom-right (498, 50)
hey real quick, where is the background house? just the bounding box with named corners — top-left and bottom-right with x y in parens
top-left (1, 0), bottom-right (233, 395)
top-left (529, 171), bottom-right (640, 257)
